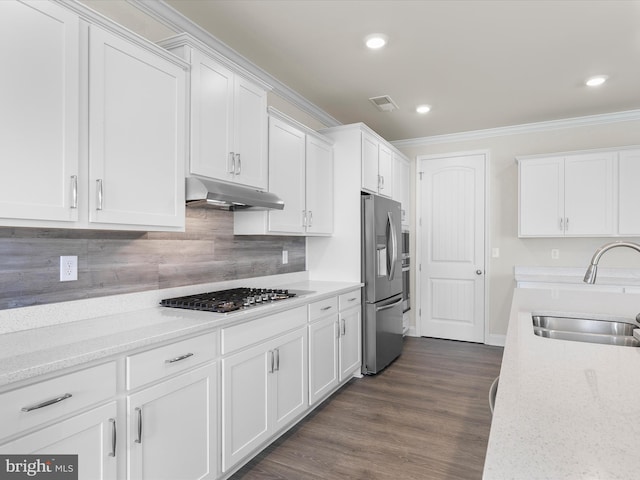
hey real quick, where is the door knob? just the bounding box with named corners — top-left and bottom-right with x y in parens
top-left (476, 269), bottom-right (483, 275)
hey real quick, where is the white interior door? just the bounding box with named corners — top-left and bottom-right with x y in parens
top-left (418, 153), bottom-right (486, 343)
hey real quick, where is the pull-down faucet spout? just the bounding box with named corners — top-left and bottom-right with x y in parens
top-left (583, 241), bottom-right (640, 284)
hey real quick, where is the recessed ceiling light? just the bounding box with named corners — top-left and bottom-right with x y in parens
top-left (365, 34), bottom-right (388, 50)
top-left (416, 104), bottom-right (431, 114)
top-left (585, 75), bottom-right (608, 87)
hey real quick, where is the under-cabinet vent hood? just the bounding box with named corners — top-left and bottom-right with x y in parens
top-left (186, 177), bottom-right (285, 211)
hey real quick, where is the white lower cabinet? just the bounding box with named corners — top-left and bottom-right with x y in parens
top-left (308, 315), bottom-right (339, 405)
top-left (0, 402), bottom-right (118, 480)
top-left (339, 304), bottom-right (362, 381)
top-left (221, 327), bottom-right (307, 473)
top-left (127, 362), bottom-right (217, 480)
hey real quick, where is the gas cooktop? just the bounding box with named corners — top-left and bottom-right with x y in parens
top-left (160, 287), bottom-right (298, 314)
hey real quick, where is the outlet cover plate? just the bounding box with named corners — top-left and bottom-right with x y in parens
top-left (60, 255), bottom-right (78, 282)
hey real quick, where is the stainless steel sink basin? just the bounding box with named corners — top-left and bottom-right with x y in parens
top-left (532, 314), bottom-right (640, 347)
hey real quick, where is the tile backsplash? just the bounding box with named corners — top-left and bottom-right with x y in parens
top-left (0, 208), bottom-right (305, 310)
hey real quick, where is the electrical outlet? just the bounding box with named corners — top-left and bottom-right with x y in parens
top-left (60, 255), bottom-right (78, 282)
top-left (282, 250), bottom-right (288, 265)
top-left (551, 249), bottom-right (560, 260)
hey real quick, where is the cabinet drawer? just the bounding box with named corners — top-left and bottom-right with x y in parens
top-left (339, 290), bottom-right (361, 310)
top-left (0, 362), bottom-right (116, 441)
top-left (308, 297), bottom-right (338, 323)
top-left (222, 306), bottom-right (306, 355)
top-left (126, 331), bottom-right (218, 390)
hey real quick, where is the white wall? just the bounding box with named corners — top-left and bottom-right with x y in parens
top-left (397, 117), bottom-right (640, 338)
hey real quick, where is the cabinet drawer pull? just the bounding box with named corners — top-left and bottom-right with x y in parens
top-left (308, 210), bottom-right (313, 228)
top-left (96, 179), bottom-right (103, 210)
top-left (135, 407), bottom-right (142, 444)
top-left (165, 352), bottom-right (194, 364)
top-left (336, 320), bottom-right (340, 339)
top-left (320, 306), bottom-right (333, 311)
top-left (109, 418), bottom-right (117, 457)
top-left (21, 393), bottom-right (72, 412)
top-left (274, 348), bottom-right (280, 372)
top-left (235, 153), bottom-right (241, 175)
top-left (341, 319), bottom-right (346, 336)
top-left (347, 297), bottom-right (358, 302)
top-left (71, 175), bottom-right (78, 209)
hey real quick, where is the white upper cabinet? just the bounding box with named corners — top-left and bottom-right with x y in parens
top-left (88, 26), bottom-right (186, 229)
top-left (0, 0), bottom-right (80, 223)
top-left (0, 1), bottom-right (188, 231)
top-left (361, 132), bottom-right (393, 198)
top-left (378, 142), bottom-right (393, 198)
top-left (392, 152), bottom-right (411, 227)
top-left (163, 35), bottom-right (269, 190)
top-left (517, 148), bottom-right (636, 237)
top-left (618, 149), bottom-right (640, 235)
top-left (234, 109), bottom-right (334, 236)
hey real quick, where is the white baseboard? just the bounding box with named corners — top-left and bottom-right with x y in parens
top-left (486, 334), bottom-right (506, 347)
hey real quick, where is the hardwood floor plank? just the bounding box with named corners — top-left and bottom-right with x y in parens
top-left (231, 337), bottom-right (503, 480)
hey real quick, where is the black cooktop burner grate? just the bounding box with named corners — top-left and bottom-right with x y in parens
top-left (160, 287), bottom-right (295, 313)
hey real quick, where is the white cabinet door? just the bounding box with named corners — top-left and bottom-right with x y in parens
top-left (222, 326), bottom-right (307, 472)
top-left (190, 49), bottom-right (234, 182)
top-left (362, 132), bottom-right (379, 193)
top-left (128, 363), bottom-right (217, 480)
top-left (222, 342), bottom-right (269, 472)
top-left (519, 157), bottom-right (564, 236)
top-left (0, 403), bottom-right (117, 480)
top-left (378, 143), bottom-right (393, 198)
top-left (564, 153), bottom-right (615, 236)
top-left (234, 76), bottom-right (268, 190)
top-left (0, 0), bottom-right (79, 223)
top-left (618, 149), bottom-right (640, 235)
top-left (306, 134), bottom-right (334, 235)
top-left (88, 26), bottom-right (185, 229)
top-left (339, 305), bottom-right (362, 381)
top-left (267, 116), bottom-right (306, 233)
top-left (308, 316), bottom-right (339, 405)
top-left (271, 328), bottom-right (308, 432)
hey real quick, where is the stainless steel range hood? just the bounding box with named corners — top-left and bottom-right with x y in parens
top-left (185, 177), bottom-right (285, 211)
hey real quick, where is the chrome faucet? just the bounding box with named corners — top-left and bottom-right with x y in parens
top-left (583, 241), bottom-right (640, 284)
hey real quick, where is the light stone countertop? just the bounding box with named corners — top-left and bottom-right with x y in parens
top-left (483, 288), bottom-right (640, 479)
top-left (0, 280), bottom-right (361, 389)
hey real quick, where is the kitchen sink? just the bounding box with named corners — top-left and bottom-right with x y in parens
top-left (532, 314), bottom-right (640, 347)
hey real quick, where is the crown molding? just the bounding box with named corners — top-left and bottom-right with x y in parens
top-left (392, 109), bottom-right (640, 148)
top-left (128, 0), bottom-right (341, 128)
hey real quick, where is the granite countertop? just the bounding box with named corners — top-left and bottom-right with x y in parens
top-left (483, 288), bottom-right (640, 479)
top-left (0, 279), bottom-right (361, 389)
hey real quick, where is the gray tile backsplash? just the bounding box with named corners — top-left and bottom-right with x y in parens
top-left (0, 208), bottom-right (305, 309)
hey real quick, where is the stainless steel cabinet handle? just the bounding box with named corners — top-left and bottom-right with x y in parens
top-left (229, 152), bottom-right (236, 174)
top-left (308, 210), bottom-right (313, 227)
top-left (135, 407), bottom-right (142, 444)
top-left (347, 297), bottom-right (358, 302)
top-left (71, 175), bottom-right (78, 209)
top-left (378, 175), bottom-right (382, 190)
top-left (559, 217), bottom-right (563, 231)
top-left (380, 175), bottom-right (385, 190)
top-left (235, 153), bottom-right (241, 175)
top-left (21, 393), bottom-right (73, 412)
top-left (96, 179), bottom-right (103, 210)
top-left (269, 350), bottom-right (275, 373)
top-left (565, 217), bottom-right (569, 231)
top-left (109, 418), bottom-right (117, 457)
top-left (375, 297), bottom-right (403, 312)
top-left (341, 319), bottom-right (346, 336)
top-left (302, 210), bottom-right (307, 227)
top-left (165, 352), bottom-right (194, 364)
top-left (336, 320), bottom-right (340, 339)
top-left (275, 348), bottom-right (280, 372)
top-left (320, 306), bottom-right (333, 311)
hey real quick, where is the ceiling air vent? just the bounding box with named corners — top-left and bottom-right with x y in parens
top-left (369, 95), bottom-right (399, 112)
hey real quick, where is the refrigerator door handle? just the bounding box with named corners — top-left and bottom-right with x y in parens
top-left (386, 212), bottom-right (398, 281)
top-left (375, 297), bottom-right (403, 312)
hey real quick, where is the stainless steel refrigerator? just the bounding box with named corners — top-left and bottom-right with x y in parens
top-left (361, 193), bottom-right (404, 374)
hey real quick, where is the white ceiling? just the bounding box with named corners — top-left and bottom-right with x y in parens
top-left (114, 1), bottom-right (640, 141)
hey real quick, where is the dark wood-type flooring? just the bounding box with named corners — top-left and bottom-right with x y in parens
top-left (231, 336), bottom-right (504, 480)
